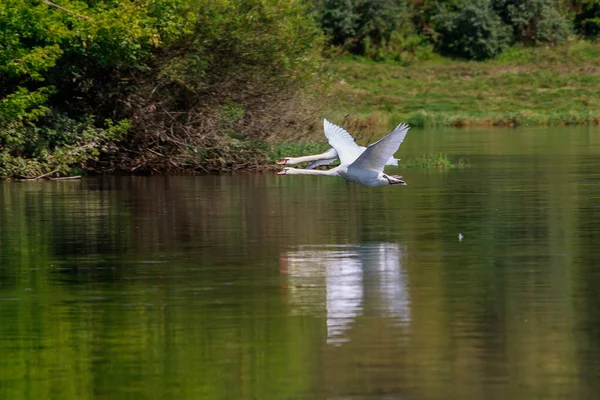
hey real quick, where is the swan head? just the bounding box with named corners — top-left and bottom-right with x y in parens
top-left (381, 174), bottom-right (406, 185)
top-left (277, 168), bottom-right (291, 175)
top-left (276, 158), bottom-right (290, 165)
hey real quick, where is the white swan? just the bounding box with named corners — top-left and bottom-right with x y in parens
top-left (277, 119), bottom-right (410, 187)
top-left (277, 124), bottom-right (399, 169)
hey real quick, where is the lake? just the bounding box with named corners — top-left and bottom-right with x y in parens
top-left (1, 126), bottom-right (600, 399)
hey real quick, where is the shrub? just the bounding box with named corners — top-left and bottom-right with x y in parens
top-left (119, 0), bottom-right (325, 173)
top-left (493, 0), bottom-right (572, 43)
top-left (0, 0), bottom-right (182, 177)
top-left (572, 0), bottom-right (600, 37)
top-left (433, 0), bottom-right (512, 60)
top-left (315, 0), bottom-right (408, 55)
top-left (0, 0), bottom-right (325, 177)
top-left (364, 31), bottom-right (438, 63)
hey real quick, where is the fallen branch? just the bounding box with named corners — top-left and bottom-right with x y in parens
top-left (49, 176), bottom-right (82, 181)
top-left (35, 168), bottom-right (60, 180)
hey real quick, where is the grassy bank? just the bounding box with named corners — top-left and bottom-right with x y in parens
top-left (399, 154), bottom-right (469, 169)
top-left (324, 40), bottom-right (600, 130)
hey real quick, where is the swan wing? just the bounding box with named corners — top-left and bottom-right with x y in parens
top-left (386, 157), bottom-right (399, 166)
top-left (323, 119), bottom-right (363, 165)
top-left (350, 123), bottom-right (410, 172)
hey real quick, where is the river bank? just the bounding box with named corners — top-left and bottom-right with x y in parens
top-left (320, 40), bottom-right (600, 132)
top-left (3, 38), bottom-right (600, 179)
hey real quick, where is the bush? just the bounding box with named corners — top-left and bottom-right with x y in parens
top-left (573, 0), bottom-right (600, 37)
top-left (0, 0), bottom-right (183, 177)
top-left (433, 0), bottom-right (512, 60)
top-left (0, 113), bottom-right (129, 178)
top-left (364, 31), bottom-right (439, 63)
top-left (119, 0), bottom-right (325, 173)
top-left (0, 0), bottom-right (325, 177)
top-left (493, 0), bottom-right (572, 43)
top-left (316, 0), bottom-right (408, 54)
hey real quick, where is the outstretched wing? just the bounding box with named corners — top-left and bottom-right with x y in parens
top-left (350, 123), bottom-right (410, 172)
top-left (323, 119), bottom-right (363, 166)
top-left (386, 157), bottom-right (399, 166)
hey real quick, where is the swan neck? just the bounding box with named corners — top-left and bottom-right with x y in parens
top-left (287, 167), bottom-right (338, 176)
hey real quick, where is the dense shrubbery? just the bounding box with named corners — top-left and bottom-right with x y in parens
top-left (315, 0), bottom-right (595, 60)
top-left (573, 0), bottom-right (600, 37)
top-left (432, 0), bottom-right (512, 60)
top-left (315, 0), bottom-right (408, 53)
top-left (493, 0), bottom-right (572, 43)
top-left (0, 0), bottom-right (323, 178)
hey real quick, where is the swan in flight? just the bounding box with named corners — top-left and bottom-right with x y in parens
top-left (277, 119), bottom-right (410, 187)
top-left (277, 125), bottom-right (399, 169)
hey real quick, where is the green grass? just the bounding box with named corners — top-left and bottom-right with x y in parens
top-left (325, 40), bottom-right (600, 129)
top-left (399, 153), bottom-right (469, 169)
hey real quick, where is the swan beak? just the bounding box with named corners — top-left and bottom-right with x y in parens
top-left (276, 159), bottom-right (288, 165)
top-left (277, 170), bottom-right (287, 175)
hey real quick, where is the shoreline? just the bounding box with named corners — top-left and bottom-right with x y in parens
top-left (3, 40), bottom-right (600, 179)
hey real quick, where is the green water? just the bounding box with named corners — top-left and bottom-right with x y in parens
top-left (1, 126), bottom-right (600, 399)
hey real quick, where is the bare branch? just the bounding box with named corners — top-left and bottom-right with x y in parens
top-left (34, 168), bottom-right (59, 180)
top-left (41, 0), bottom-right (93, 21)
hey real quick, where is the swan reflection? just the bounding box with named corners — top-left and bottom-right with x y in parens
top-left (280, 243), bottom-right (410, 345)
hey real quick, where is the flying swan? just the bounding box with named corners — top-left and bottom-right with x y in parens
top-left (277, 125), bottom-right (399, 169)
top-left (277, 119), bottom-right (410, 187)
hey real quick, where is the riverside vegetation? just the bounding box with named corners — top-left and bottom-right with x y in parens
top-left (327, 40), bottom-right (600, 131)
top-left (1, 0), bottom-right (599, 178)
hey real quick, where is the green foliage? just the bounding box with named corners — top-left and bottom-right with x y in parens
top-left (364, 31), bottom-right (440, 63)
top-left (0, 87), bottom-right (52, 128)
top-left (316, 0), bottom-right (408, 54)
top-left (493, 0), bottom-right (572, 43)
top-left (122, 0), bottom-right (325, 173)
top-left (573, 0), bottom-right (600, 37)
top-left (399, 153), bottom-right (469, 168)
top-left (495, 39), bottom-right (600, 62)
top-left (316, 0), bottom-right (578, 61)
top-left (0, 113), bottom-right (129, 178)
top-left (0, 0), bottom-right (184, 177)
top-left (0, 0), bottom-right (324, 177)
top-left (432, 0), bottom-right (512, 60)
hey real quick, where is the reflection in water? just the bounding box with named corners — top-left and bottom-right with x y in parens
top-left (281, 243), bottom-right (410, 344)
top-left (2, 127), bottom-right (600, 399)
top-left (326, 252), bottom-right (363, 344)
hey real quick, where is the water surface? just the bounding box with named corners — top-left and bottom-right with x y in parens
top-left (1, 126), bottom-right (600, 399)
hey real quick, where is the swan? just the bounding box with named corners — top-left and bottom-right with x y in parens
top-left (277, 119), bottom-right (409, 187)
top-left (277, 124), bottom-right (399, 169)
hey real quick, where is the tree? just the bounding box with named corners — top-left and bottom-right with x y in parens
top-left (433, 0), bottom-right (512, 60)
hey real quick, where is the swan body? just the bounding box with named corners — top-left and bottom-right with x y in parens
top-left (277, 128), bottom-right (399, 169)
top-left (277, 119), bottom-right (410, 187)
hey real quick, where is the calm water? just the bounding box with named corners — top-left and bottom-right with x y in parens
top-left (1, 126), bottom-right (600, 399)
